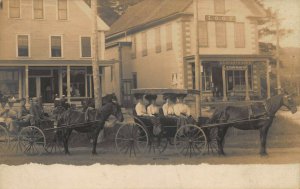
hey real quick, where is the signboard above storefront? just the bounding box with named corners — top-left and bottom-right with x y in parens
top-left (205, 15), bottom-right (236, 22)
top-left (225, 65), bottom-right (247, 70)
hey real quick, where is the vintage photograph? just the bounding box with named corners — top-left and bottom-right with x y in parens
top-left (0, 0), bottom-right (299, 188)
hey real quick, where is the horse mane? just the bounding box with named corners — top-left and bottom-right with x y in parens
top-left (265, 94), bottom-right (284, 115)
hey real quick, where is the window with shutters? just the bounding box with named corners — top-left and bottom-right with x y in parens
top-left (33, 0), bottom-right (44, 19)
top-left (17, 35), bottom-right (29, 57)
top-left (155, 27), bottom-right (161, 53)
top-left (215, 22), bottom-right (227, 48)
top-left (58, 0), bottom-right (67, 20)
top-left (234, 22), bottom-right (245, 48)
top-left (9, 0), bottom-right (20, 18)
top-left (131, 35), bottom-right (137, 59)
top-left (81, 37), bottom-right (91, 58)
top-left (214, 0), bottom-right (225, 14)
top-left (199, 21), bottom-right (208, 47)
top-left (141, 32), bottom-right (147, 56)
top-left (166, 23), bottom-right (173, 50)
top-left (50, 36), bottom-right (62, 57)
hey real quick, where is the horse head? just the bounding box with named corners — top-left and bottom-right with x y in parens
top-left (111, 101), bottom-right (124, 122)
top-left (99, 94), bottom-right (124, 122)
top-left (282, 93), bottom-right (297, 114)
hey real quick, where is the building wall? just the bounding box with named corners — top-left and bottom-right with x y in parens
top-left (183, 0), bottom-right (259, 56)
top-left (0, 0), bottom-right (107, 60)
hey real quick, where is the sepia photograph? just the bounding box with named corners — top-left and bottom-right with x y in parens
top-left (0, 0), bottom-right (299, 188)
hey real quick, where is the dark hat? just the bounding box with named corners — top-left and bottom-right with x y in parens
top-left (134, 93), bottom-right (144, 100)
top-left (145, 94), bottom-right (157, 101)
top-left (163, 93), bottom-right (177, 102)
top-left (177, 94), bottom-right (187, 99)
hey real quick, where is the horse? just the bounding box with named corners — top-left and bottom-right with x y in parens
top-left (210, 93), bottom-right (297, 156)
top-left (58, 96), bottom-right (124, 155)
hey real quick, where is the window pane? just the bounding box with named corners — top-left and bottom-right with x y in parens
top-left (9, 0), bottom-right (20, 18)
top-left (215, 22), bottom-right (226, 47)
top-left (155, 27), bottom-right (161, 53)
top-left (166, 24), bottom-right (172, 50)
top-left (141, 32), bottom-right (147, 56)
top-left (235, 22), bottom-right (245, 48)
top-left (18, 35), bottom-right (29, 57)
top-left (0, 70), bottom-right (19, 97)
top-left (199, 21), bottom-right (208, 47)
top-left (214, 0), bottom-right (225, 14)
top-left (33, 0), bottom-right (44, 19)
top-left (51, 36), bottom-right (62, 57)
top-left (58, 0), bottom-right (67, 20)
top-left (81, 37), bottom-right (91, 57)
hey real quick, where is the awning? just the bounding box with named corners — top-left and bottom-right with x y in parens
top-left (0, 59), bottom-right (119, 67)
top-left (184, 54), bottom-right (272, 63)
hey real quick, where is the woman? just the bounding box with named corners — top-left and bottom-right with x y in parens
top-left (146, 94), bottom-right (160, 116)
top-left (162, 94), bottom-right (176, 116)
top-left (134, 94), bottom-right (147, 116)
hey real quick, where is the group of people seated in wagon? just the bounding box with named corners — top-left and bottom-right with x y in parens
top-left (134, 93), bottom-right (194, 135)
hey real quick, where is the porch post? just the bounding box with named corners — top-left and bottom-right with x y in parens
top-left (67, 65), bottom-right (71, 103)
top-left (245, 68), bottom-right (250, 101)
top-left (58, 68), bottom-right (63, 98)
top-left (25, 65), bottom-right (29, 104)
top-left (85, 67), bottom-right (88, 98)
top-left (18, 68), bottom-right (22, 99)
top-left (222, 65), bottom-right (228, 101)
top-left (266, 60), bottom-right (271, 99)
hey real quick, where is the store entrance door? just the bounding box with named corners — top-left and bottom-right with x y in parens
top-left (212, 66), bottom-right (223, 97)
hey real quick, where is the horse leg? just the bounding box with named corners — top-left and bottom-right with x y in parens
top-left (92, 127), bottom-right (102, 155)
top-left (217, 126), bottom-right (229, 156)
top-left (63, 129), bottom-right (72, 155)
top-left (259, 125), bottom-right (270, 156)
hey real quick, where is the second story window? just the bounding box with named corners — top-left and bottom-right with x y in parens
top-left (58, 0), bottom-right (68, 20)
top-left (166, 23), bottom-right (173, 50)
top-left (9, 0), bottom-right (20, 18)
top-left (17, 35), bottom-right (29, 57)
top-left (141, 32), bottom-right (147, 57)
top-left (199, 21), bottom-right (208, 47)
top-left (51, 36), bottom-right (62, 57)
top-left (215, 22), bottom-right (227, 48)
top-left (33, 0), bottom-right (44, 19)
top-left (81, 37), bottom-right (91, 58)
top-left (214, 0), bottom-right (225, 14)
top-left (155, 27), bottom-right (161, 53)
top-left (234, 22), bottom-right (245, 48)
top-left (131, 35), bottom-right (137, 59)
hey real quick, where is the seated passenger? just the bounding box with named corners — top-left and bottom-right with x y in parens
top-left (134, 94), bottom-right (147, 116)
top-left (162, 94), bottom-right (176, 116)
top-left (0, 97), bottom-right (9, 124)
top-left (145, 94), bottom-right (160, 116)
top-left (174, 94), bottom-right (191, 117)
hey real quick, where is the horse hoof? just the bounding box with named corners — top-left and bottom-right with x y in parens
top-left (218, 152), bottom-right (226, 157)
top-left (65, 152), bottom-right (71, 155)
top-left (260, 152), bottom-right (268, 156)
top-left (92, 152), bottom-right (98, 156)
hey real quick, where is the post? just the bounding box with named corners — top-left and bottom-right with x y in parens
top-left (193, 0), bottom-right (201, 117)
top-left (25, 65), bottom-right (29, 104)
top-left (266, 60), bottom-right (271, 99)
top-left (67, 65), bottom-right (71, 103)
top-left (275, 11), bottom-right (281, 94)
top-left (18, 69), bottom-right (22, 99)
top-left (245, 68), bottom-right (250, 101)
top-left (92, 0), bottom-right (102, 109)
top-left (222, 65), bottom-right (227, 101)
top-left (58, 68), bottom-right (63, 98)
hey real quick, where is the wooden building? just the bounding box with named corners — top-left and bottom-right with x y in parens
top-left (0, 0), bottom-right (113, 103)
top-left (105, 0), bottom-right (272, 106)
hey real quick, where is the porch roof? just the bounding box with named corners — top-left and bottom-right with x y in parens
top-left (0, 59), bottom-right (118, 67)
top-left (184, 54), bottom-right (272, 62)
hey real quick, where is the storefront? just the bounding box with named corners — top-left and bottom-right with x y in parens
top-left (184, 55), bottom-right (271, 101)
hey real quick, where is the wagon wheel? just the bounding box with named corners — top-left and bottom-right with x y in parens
top-left (175, 124), bottom-right (207, 157)
top-left (115, 123), bottom-right (149, 157)
top-left (0, 125), bottom-right (10, 153)
top-left (206, 127), bottom-right (218, 154)
top-left (148, 135), bottom-right (168, 154)
top-left (18, 126), bottom-right (46, 156)
top-left (45, 130), bottom-right (63, 154)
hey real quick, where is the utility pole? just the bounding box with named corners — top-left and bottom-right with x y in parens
top-left (193, 0), bottom-right (201, 117)
top-left (275, 10), bottom-right (281, 94)
top-left (92, 0), bottom-right (102, 109)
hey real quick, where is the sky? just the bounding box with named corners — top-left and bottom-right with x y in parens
top-left (262, 0), bottom-right (300, 47)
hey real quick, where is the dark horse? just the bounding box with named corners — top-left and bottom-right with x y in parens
top-left (210, 93), bottom-right (297, 156)
top-left (58, 95), bottom-right (124, 155)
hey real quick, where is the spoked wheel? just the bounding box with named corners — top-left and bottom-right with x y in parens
top-left (148, 135), bottom-right (168, 154)
top-left (18, 126), bottom-right (46, 156)
top-left (115, 123), bottom-right (149, 157)
top-left (45, 131), bottom-right (63, 154)
top-left (0, 125), bottom-right (9, 152)
top-left (206, 127), bottom-right (218, 154)
top-left (175, 124), bottom-right (207, 157)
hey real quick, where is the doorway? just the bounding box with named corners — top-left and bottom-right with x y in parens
top-left (212, 66), bottom-right (223, 97)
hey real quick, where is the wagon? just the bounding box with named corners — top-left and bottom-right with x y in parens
top-left (114, 88), bottom-right (214, 157)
